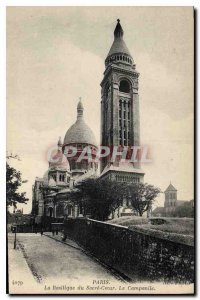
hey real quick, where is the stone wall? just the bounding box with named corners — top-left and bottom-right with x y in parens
top-left (63, 218), bottom-right (194, 283)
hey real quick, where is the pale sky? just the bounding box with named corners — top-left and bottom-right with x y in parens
top-left (7, 6), bottom-right (194, 213)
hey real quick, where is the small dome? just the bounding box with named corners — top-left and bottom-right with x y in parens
top-left (63, 100), bottom-right (97, 147)
top-left (64, 120), bottom-right (97, 146)
top-left (49, 149), bottom-right (69, 170)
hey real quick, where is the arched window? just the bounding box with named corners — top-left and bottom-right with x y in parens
top-left (119, 80), bottom-right (130, 93)
top-left (67, 205), bottom-right (72, 216)
top-left (48, 207), bottom-right (53, 217)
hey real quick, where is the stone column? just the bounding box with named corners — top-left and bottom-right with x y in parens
top-left (125, 100), bottom-right (129, 146)
top-left (74, 205), bottom-right (78, 217)
top-left (56, 171), bottom-right (59, 184)
top-left (54, 204), bottom-right (57, 218)
top-left (112, 82), bottom-right (119, 146)
top-left (132, 91), bottom-right (140, 169)
top-left (121, 99), bottom-right (124, 147)
top-left (132, 93), bottom-right (140, 147)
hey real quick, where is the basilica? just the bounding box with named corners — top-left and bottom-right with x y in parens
top-left (32, 20), bottom-right (145, 221)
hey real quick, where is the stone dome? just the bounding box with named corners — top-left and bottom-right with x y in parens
top-left (63, 100), bottom-right (97, 147)
top-left (48, 137), bottom-right (70, 170)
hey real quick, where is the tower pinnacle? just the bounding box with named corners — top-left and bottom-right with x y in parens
top-left (105, 19), bottom-right (133, 67)
top-left (58, 136), bottom-right (62, 147)
top-left (114, 18), bottom-right (124, 39)
top-left (77, 98), bottom-right (84, 120)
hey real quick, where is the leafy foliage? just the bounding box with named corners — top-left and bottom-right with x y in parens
top-left (172, 201), bottom-right (194, 218)
top-left (6, 154), bottom-right (28, 208)
top-left (70, 178), bottom-right (123, 221)
top-left (125, 183), bottom-right (161, 216)
top-left (69, 178), bottom-right (161, 220)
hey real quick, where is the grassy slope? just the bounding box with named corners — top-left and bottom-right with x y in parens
top-left (107, 216), bottom-right (149, 226)
top-left (108, 216), bottom-right (194, 236)
top-left (108, 216), bottom-right (194, 246)
top-left (141, 218), bottom-right (194, 236)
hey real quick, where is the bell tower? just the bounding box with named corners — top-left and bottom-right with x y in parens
top-left (164, 183), bottom-right (177, 210)
top-left (100, 20), bottom-right (143, 182)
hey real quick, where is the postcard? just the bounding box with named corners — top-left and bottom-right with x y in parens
top-left (7, 6), bottom-right (194, 295)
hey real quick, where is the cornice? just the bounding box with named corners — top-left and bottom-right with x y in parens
top-left (101, 65), bottom-right (139, 87)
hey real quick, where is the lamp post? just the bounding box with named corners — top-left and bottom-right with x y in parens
top-left (13, 225), bottom-right (17, 249)
top-left (13, 214), bottom-right (18, 249)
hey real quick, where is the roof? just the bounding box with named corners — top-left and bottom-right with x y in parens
top-left (48, 177), bottom-right (57, 187)
top-left (100, 163), bottom-right (145, 178)
top-left (74, 170), bottom-right (97, 184)
top-left (57, 188), bottom-right (71, 194)
top-left (107, 38), bottom-right (132, 58)
top-left (63, 101), bottom-right (97, 147)
top-left (35, 177), bottom-right (43, 182)
top-left (165, 183), bottom-right (177, 192)
top-left (64, 119), bottom-right (97, 146)
top-left (107, 20), bottom-right (132, 59)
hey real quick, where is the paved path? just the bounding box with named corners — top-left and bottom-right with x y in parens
top-left (44, 232), bottom-right (81, 249)
top-left (8, 233), bottom-right (119, 293)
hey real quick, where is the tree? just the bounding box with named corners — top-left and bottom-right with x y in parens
top-left (70, 178), bottom-right (124, 221)
top-left (69, 179), bottom-right (161, 220)
top-left (125, 183), bottom-right (161, 216)
top-left (172, 201), bottom-right (194, 218)
top-left (6, 154), bottom-right (29, 208)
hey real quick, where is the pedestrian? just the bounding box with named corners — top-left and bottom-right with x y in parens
top-left (41, 228), bottom-right (43, 236)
